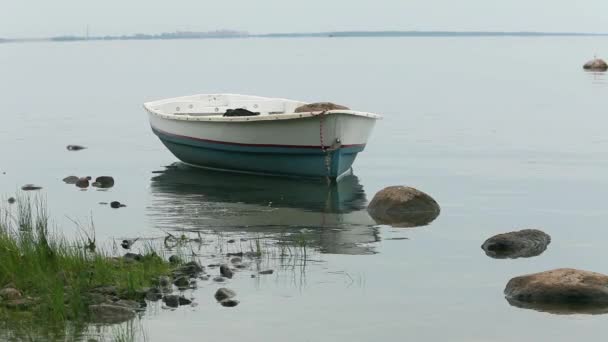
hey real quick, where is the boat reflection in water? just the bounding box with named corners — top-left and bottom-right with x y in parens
top-left (148, 163), bottom-right (379, 254)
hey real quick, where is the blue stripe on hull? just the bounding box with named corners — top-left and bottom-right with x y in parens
top-left (153, 128), bottom-right (364, 178)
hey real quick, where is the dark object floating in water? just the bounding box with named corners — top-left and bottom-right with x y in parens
top-left (21, 184), bottom-right (42, 191)
top-left (504, 268), bottom-right (608, 315)
top-left (99, 202), bottom-right (108, 205)
top-left (223, 108), bottom-right (260, 117)
top-left (294, 102), bottom-right (350, 113)
top-left (259, 270), bottom-right (274, 275)
top-left (367, 186), bottom-right (440, 228)
top-left (93, 176), bottom-right (115, 189)
top-left (7, 197), bottom-right (16, 204)
top-left (386, 237), bottom-right (409, 241)
top-left (75, 177), bottom-right (92, 188)
top-left (481, 229), bottom-right (550, 259)
top-left (110, 201), bottom-right (126, 209)
top-left (66, 145), bottom-right (86, 151)
top-left (583, 58), bottom-right (608, 71)
top-left (62, 176), bottom-right (79, 184)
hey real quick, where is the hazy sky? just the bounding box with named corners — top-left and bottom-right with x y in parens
top-left (2, 0), bottom-right (608, 38)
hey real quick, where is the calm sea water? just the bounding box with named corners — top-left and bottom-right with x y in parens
top-left (1, 37), bottom-right (608, 341)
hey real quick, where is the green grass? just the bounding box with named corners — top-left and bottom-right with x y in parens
top-left (0, 194), bottom-right (171, 331)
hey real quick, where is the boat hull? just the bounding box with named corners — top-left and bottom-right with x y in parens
top-left (148, 113), bottom-right (375, 178)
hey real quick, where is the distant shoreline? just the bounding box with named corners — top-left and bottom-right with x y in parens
top-left (2, 30), bottom-right (608, 44)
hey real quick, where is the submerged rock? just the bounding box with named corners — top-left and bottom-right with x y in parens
top-left (213, 277), bottom-right (226, 283)
top-left (7, 197), bottom-right (16, 204)
top-left (367, 186), bottom-right (440, 227)
top-left (481, 229), bottom-right (550, 259)
top-left (259, 270), bottom-right (274, 275)
top-left (62, 176), bottom-right (79, 184)
top-left (504, 268), bottom-right (608, 313)
top-left (66, 145), bottom-right (87, 151)
top-left (294, 102), bottom-right (350, 113)
top-left (214, 288), bottom-right (236, 301)
top-left (21, 184), bottom-right (42, 191)
top-left (219, 299), bottom-right (239, 307)
top-left (93, 176), bottom-right (115, 189)
top-left (583, 58), bottom-right (608, 71)
top-left (89, 304), bottom-right (135, 324)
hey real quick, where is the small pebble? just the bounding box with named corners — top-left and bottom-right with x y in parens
top-left (7, 197), bottom-right (16, 204)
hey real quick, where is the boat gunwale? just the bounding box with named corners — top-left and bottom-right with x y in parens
top-left (143, 94), bottom-right (382, 123)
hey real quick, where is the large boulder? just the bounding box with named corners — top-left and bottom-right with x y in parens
top-left (583, 58), bottom-right (608, 71)
top-left (481, 229), bottom-right (550, 259)
top-left (504, 268), bottom-right (608, 314)
top-left (367, 186), bottom-right (440, 227)
top-left (294, 102), bottom-right (350, 113)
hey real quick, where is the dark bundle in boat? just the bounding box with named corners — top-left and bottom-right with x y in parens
top-left (223, 108), bottom-right (260, 117)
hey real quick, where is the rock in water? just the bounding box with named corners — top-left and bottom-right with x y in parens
top-left (220, 265), bottom-right (233, 279)
top-left (93, 176), bottom-right (115, 188)
top-left (75, 177), bottom-right (91, 189)
top-left (583, 58), bottom-right (608, 71)
top-left (294, 102), bottom-right (350, 113)
top-left (89, 304), bottom-right (135, 324)
top-left (62, 176), bottom-right (79, 184)
top-left (66, 145), bottom-right (86, 151)
top-left (110, 201), bottom-right (126, 208)
top-left (220, 299), bottom-right (239, 307)
top-left (481, 229), bottom-right (550, 259)
top-left (214, 288), bottom-right (236, 301)
top-left (7, 197), bottom-right (16, 204)
top-left (259, 270), bottom-right (274, 275)
top-left (367, 186), bottom-right (440, 227)
top-left (504, 268), bottom-right (608, 314)
top-left (21, 184), bottom-right (42, 191)
top-left (163, 295), bottom-right (180, 308)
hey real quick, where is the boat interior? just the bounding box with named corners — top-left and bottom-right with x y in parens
top-left (145, 94), bottom-right (307, 117)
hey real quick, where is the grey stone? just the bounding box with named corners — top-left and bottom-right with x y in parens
top-left (220, 265), bottom-right (233, 279)
top-left (214, 288), bottom-right (236, 301)
top-left (482, 229), bottom-right (550, 259)
top-left (367, 186), bottom-right (440, 228)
